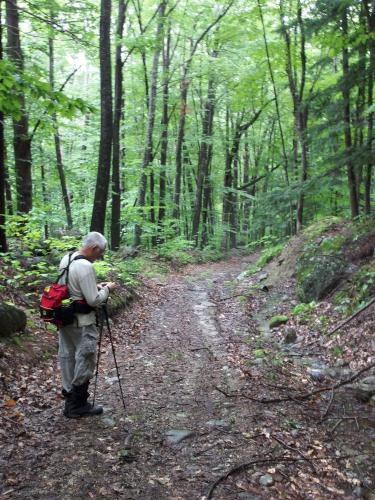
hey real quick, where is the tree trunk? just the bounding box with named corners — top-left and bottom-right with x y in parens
top-left (258, 0), bottom-right (289, 186)
top-left (111, 0), bottom-right (126, 250)
top-left (342, 7), bottom-right (359, 218)
top-left (242, 134), bottom-right (251, 237)
top-left (171, 3), bottom-right (234, 224)
top-left (39, 147), bottom-right (49, 240)
top-left (134, 0), bottom-right (166, 247)
top-left (6, 0), bottom-right (32, 214)
top-left (48, 29), bottom-right (73, 229)
top-left (91, 0), bottom-right (113, 234)
top-left (192, 56), bottom-right (216, 245)
top-left (172, 76), bottom-right (188, 222)
top-left (354, 9), bottom-right (367, 205)
top-left (0, 6), bottom-right (6, 252)
top-left (230, 155), bottom-right (239, 248)
top-left (157, 26), bottom-right (171, 239)
top-left (363, 0), bottom-right (374, 214)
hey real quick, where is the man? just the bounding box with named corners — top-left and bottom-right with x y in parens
top-left (58, 231), bottom-right (117, 418)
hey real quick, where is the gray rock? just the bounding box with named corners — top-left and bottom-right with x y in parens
top-left (362, 376), bottom-right (375, 385)
top-left (206, 419), bottom-right (230, 429)
top-left (165, 429), bottom-right (194, 444)
top-left (347, 378), bottom-right (375, 402)
top-left (296, 254), bottom-right (346, 302)
top-left (101, 416), bottom-right (116, 428)
top-left (284, 328), bottom-right (297, 344)
top-left (259, 474), bottom-right (274, 486)
top-left (307, 368), bottom-right (325, 382)
top-left (257, 272), bottom-right (268, 282)
top-left (0, 302), bottom-right (27, 338)
top-left (370, 395), bottom-right (375, 406)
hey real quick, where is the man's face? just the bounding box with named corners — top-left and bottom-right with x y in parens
top-left (89, 246), bottom-right (105, 262)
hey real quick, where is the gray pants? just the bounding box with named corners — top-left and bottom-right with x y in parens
top-left (58, 324), bottom-right (99, 392)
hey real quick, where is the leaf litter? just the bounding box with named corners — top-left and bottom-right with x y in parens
top-left (0, 254), bottom-right (374, 499)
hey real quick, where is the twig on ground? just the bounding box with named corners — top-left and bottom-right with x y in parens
top-left (271, 434), bottom-right (318, 472)
top-left (0, 414), bottom-right (23, 425)
top-left (193, 442), bottom-right (221, 456)
top-left (319, 389), bottom-right (335, 423)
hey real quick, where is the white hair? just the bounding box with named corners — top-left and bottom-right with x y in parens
top-left (81, 231), bottom-right (107, 250)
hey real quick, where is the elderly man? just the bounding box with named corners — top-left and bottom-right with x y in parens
top-left (58, 231), bottom-right (117, 418)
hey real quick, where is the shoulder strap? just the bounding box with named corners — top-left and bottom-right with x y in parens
top-left (72, 255), bottom-right (91, 262)
top-left (55, 251), bottom-right (75, 284)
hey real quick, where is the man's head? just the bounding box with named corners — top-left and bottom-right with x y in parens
top-left (80, 232), bottom-right (107, 262)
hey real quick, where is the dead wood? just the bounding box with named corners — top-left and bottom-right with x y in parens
top-left (328, 296), bottom-right (375, 335)
top-left (215, 361), bottom-right (375, 404)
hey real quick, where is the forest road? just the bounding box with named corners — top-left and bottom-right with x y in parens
top-left (1, 254), bottom-right (370, 499)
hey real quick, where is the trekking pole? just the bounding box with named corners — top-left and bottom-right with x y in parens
top-left (92, 311), bottom-right (104, 406)
top-left (102, 304), bottom-right (127, 413)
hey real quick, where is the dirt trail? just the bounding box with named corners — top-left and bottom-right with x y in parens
top-left (1, 255), bottom-right (373, 499)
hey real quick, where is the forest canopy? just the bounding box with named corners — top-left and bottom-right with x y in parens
top-left (0, 0), bottom-right (373, 253)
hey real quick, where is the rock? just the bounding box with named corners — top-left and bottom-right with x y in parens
top-left (206, 419), bottom-right (230, 429)
top-left (307, 368), bottom-right (325, 382)
top-left (362, 376), bottom-right (375, 385)
top-left (269, 315), bottom-right (289, 328)
top-left (118, 447), bottom-right (135, 463)
top-left (296, 254), bottom-right (346, 302)
top-left (370, 395), bottom-right (375, 407)
top-left (284, 328), bottom-right (297, 343)
top-left (101, 416), bottom-right (116, 428)
top-left (259, 474), bottom-right (274, 486)
top-left (352, 485), bottom-right (364, 498)
top-left (0, 302), bottom-right (27, 338)
top-left (257, 272), bottom-right (268, 282)
top-left (346, 377), bottom-right (375, 402)
top-left (165, 429), bottom-right (194, 444)
top-left (117, 246), bottom-right (139, 259)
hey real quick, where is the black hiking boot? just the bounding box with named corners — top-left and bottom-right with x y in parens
top-left (63, 382), bottom-right (103, 418)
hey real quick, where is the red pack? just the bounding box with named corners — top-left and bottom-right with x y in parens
top-left (40, 283), bottom-right (73, 326)
top-left (40, 252), bottom-right (85, 327)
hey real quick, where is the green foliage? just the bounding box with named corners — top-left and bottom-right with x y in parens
top-left (157, 237), bottom-right (195, 266)
top-left (256, 243), bottom-right (285, 268)
top-left (334, 262), bottom-right (375, 316)
top-left (292, 302), bottom-right (316, 316)
top-left (269, 315), bottom-right (289, 328)
top-left (291, 302), bottom-right (316, 324)
top-left (252, 348), bottom-right (266, 359)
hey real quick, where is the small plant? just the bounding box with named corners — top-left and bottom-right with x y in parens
top-left (331, 345), bottom-right (343, 358)
top-left (253, 348), bottom-right (266, 359)
top-left (256, 242), bottom-right (285, 268)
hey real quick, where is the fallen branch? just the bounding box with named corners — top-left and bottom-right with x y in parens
top-left (328, 297), bottom-right (375, 335)
top-left (215, 361), bottom-right (375, 404)
top-left (205, 452), bottom-right (375, 499)
top-left (319, 389), bottom-right (335, 423)
top-left (271, 434), bottom-right (317, 472)
top-left (206, 455), bottom-right (300, 499)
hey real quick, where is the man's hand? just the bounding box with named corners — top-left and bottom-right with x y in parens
top-left (98, 282), bottom-right (118, 291)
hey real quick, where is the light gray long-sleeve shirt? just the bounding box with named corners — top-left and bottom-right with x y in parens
top-left (58, 251), bottom-right (109, 326)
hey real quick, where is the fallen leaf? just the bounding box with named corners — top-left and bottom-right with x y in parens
top-left (4, 399), bottom-right (17, 408)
